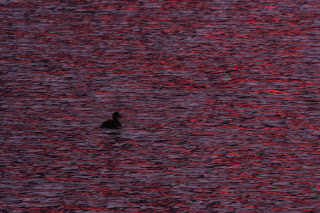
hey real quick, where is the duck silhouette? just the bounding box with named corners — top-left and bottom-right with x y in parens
top-left (100, 112), bottom-right (121, 129)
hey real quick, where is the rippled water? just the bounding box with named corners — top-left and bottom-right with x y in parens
top-left (1, 0), bottom-right (320, 212)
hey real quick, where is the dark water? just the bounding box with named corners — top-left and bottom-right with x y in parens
top-left (1, 0), bottom-right (319, 212)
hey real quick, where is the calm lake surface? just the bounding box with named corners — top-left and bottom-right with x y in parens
top-left (1, 0), bottom-right (319, 212)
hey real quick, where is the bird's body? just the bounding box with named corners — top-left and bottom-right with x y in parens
top-left (101, 112), bottom-right (121, 129)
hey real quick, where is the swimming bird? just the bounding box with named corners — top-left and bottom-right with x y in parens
top-left (100, 112), bottom-right (121, 129)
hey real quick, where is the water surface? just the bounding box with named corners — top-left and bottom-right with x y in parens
top-left (1, 0), bottom-right (319, 212)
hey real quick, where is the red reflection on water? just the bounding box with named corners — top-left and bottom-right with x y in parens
top-left (1, 0), bottom-right (320, 212)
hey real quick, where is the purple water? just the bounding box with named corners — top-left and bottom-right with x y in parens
top-left (1, 0), bottom-right (319, 212)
